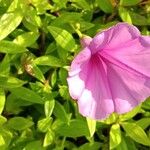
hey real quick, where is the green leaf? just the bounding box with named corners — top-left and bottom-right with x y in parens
top-left (77, 142), bottom-right (101, 150)
top-left (31, 64), bottom-right (45, 82)
top-left (110, 123), bottom-right (121, 149)
top-left (129, 11), bottom-right (148, 26)
top-left (48, 26), bottom-right (76, 51)
top-left (86, 117), bottom-right (96, 137)
top-left (9, 87), bottom-right (44, 104)
top-left (24, 141), bottom-right (44, 150)
top-left (122, 122), bottom-right (150, 146)
top-left (0, 134), bottom-right (5, 147)
top-left (34, 55), bottom-right (63, 67)
top-left (119, 105), bottom-right (141, 121)
top-left (0, 10), bottom-right (23, 41)
top-left (7, 117), bottom-right (34, 130)
top-left (43, 130), bottom-right (54, 147)
top-left (0, 76), bottom-right (26, 88)
top-left (13, 31), bottom-right (39, 47)
top-left (119, 7), bottom-right (132, 24)
top-left (44, 100), bottom-right (55, 117)
top-left (136, 118), bottom-right (150, 129)
top-left (0, 116), bottom-right (7, 126)
top-left (0, 128), bottom-right (12, 150)
top-left (0, 88), bottom-right (5, 115)
top-left (0, 40), bottom-right (27, 53)
top-left (38, 117), bottom-right (52, 132)
top-left (0, 54), bottom-right (10, 76)
top-left (71, 0), bottom-right (91, 10)
top-left (114, 134), bottom-right (137, 150)
top-left (56, 119), bottom-right (90, 137)
top-left (53, 101), bottom-right (69, 123)
top-left (96, 0), bottom-right (114, 13)
top-left (120, 0), bottom-right (141, 6)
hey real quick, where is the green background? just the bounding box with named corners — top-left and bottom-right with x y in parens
top-left (0, 0), bottom-right (150, 149)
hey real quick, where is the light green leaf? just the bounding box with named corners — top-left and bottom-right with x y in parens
top-left (44, 100), bottom-right (55, 117)
top-left (0, 76), bottom-right (26, 88)
top-left (9, 87), bottom-right (44, 104)
top-left (0, 88), bottom-right (5, 115)
top-left (7, 117), bottom-right (34, 130)
top-left (0, 40), bottom-right (27, 53)
top-left (0, 116), bottom-right (7, 126)
top-left (34, 55), bottom-right (63, 67)
top-left (31, 64), bottom-right (45, 82)
top-left (110, 123), bottom-right (121, 149)
top-left (0, 10), bottom-right (23, 41)
top-left (122, 122), bottom-right (150, 146)
top-left (86, 117), bottom-right (96, 137)
top-left (48, 26), bottom-right (76, 51)
top-left (119, 7), bottom-right (132, 24)
top-left (119, 105), bottom-right (141, 121)
top-left (0, 134), bottom-right (5, 146)
top-left (13, 31), bottom-right (39, 47)
top-left (136, 118), bottom-right (150, 129)
top-left (38, 117), bottom-right (52, 132)
top-left (0, 54), bottom-right (10, 76)
top-left (43, 130), bottom-right (54, 147)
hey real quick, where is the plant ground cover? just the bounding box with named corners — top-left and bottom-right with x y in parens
top-left (0, 0), bottom-right (150, 149)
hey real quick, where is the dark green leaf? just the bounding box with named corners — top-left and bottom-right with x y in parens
top-left (7, 117), bottom-right (33, 130)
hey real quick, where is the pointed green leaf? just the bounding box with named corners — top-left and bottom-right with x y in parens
top-left (119, 7), bottom-right (132, 24)
top-left (48, 26), bottom-right (76, 51)
top-left (119, 105), bottom-right (141, 121)
top-left (110, 124), bottom-right (121, 149)
top-left (0, 88), bottom-right (5, 115)
top-left (0, 40), bottom-right (27, 53)
top-left (86, 117), bottom-right (96, 137)
top-left (122, 122), bottom-right (150, 146)
top-left (34, 55), bottom-right (63, 67)
top-left (13, 31), bottom-right (39, 47)
top-left (9, 87), bottom-right (44, 104)
top-left (96, 0), bottom-right (114, 13)
top-left (0, 10), bottom-right (23, 41)
top-left (7, 117), bottom-right (34, 130)
top-left (0, 76), bottom-right (26, 88)
top-left (56, 119), bottom-right (90, 137)
top-left (43, 130), bottom-right (54, 147)
top-left (44, 100), bottom-right (55, 117)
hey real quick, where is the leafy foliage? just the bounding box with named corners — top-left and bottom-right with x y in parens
top-left (0, 0), bottom-right (150, 149)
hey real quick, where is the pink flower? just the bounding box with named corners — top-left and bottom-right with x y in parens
top-left (67, 23), bottom-right (150, 120)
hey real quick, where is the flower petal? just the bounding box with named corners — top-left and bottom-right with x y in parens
top-left (105, 59), bottom-right (150, 114)
top-left (104, 36), bottom-right (150, 78)
top-left (67, 47), bottom-right (91, 99)
top-left (90, 23), bottom-right (140, 53)
top-left (78, 56), bottom-right (114, 120)
top-left (68, 47), bottom-right (91, 77)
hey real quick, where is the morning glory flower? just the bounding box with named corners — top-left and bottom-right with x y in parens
top-left (67, 22), bottom-right (150, 120)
